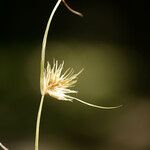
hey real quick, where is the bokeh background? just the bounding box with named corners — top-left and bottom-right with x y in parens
top-left (0, 0), bottom-right (150, 150)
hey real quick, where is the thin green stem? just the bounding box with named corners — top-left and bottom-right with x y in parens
top-left (35, 94), bottom-right (45, 150)
top-left (40, 0), bottom-right (62, 94)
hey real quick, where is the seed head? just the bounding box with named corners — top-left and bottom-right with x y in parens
top-left (41, 60), bottom-right (122, 109)
top-left (42, 60), bottom-right (83, 101)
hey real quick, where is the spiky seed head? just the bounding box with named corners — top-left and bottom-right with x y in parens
top-left (42, 60), bottom-right (83, 101)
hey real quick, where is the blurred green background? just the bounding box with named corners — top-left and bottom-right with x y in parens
top-left (0, 0), bottom-right (150, 150)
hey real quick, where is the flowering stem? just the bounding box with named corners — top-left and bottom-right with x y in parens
top-left (36, 1), bottom-right (63, 150)
top-left (37, 0), bottom-right (83, 150)
top-left (35, 94), bottom-right (45, 150)
top-left (40, 0), bottom-right (62, 94)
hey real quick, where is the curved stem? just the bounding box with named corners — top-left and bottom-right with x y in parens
top-left (71, 97), bottom-right (122, 109)
top-left (35, 94), bottom-right (45, 150)
top-left (62, 0), bottom-right (83, 17)
top-left (40, 0), bottom-right (62, 94)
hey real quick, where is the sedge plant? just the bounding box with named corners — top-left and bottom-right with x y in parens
top-left (35, 0), bottom-right (122, 150)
